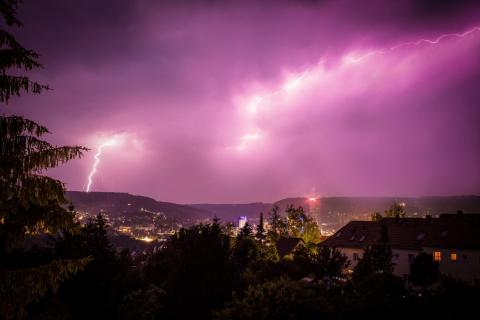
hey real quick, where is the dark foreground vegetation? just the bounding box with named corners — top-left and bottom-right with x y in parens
top-left (1, 1), bottom-right (479, 319)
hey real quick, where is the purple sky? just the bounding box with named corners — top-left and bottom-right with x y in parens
top-left (6, 0), bottom-right (480, 203)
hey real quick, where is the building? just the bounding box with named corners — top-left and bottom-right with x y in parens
top-left (321, 213), bottom-right (480, 282)
top-left (238, 216), bottom-right (248, 229)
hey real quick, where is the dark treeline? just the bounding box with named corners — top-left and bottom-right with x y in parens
top-left (1, 1), bottom-right (480, 319)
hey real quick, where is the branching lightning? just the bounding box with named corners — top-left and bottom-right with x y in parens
top-left (85, 140), bottom-right (115, 192)
top-left (345, 26), bottom-right (480, 63)
top-left (237, 25), bottom-right (480, 151)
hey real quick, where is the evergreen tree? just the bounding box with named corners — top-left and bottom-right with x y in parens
top-left (353, 225), bottom-right (395, 283)
top-left (0, 2), bottom-right (89, 318)
top-left (0, 0), bottom-right (49, 103)
top-left (237, 222), bottom-right (253, 241)
top-left (255, 212), bottom-right (266, 243)
top-left (267, 205), bottom-right (287, 242)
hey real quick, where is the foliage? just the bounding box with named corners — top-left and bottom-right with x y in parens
top-left (267, 205), bottom-right (288, 242)
top-left (144, 221), bottom-right (234, 320)
top-left (384, 202), bottom-right (406, 218)
top-left (0, 2), bottom-right (89, 318)
top-left (410, 253), bottom-right (440, 289)
top-left (0, 0), bottom-right (49, 103)
top-left (0, 257), bottom-right (91, 318)
top-left (237, 222), bottom-right (253, 240)
top-left (53, 215), bottom-right (138, 319)
top-left (213, 277), bottom-right (330, 320)
top-left (371, 211), bottom-right (382, 221)
top-left (119, 284), bottom-right (166, 320)
top-left (255, 212), bottom-right (266, 243)
top-left (292, 244), bottom-right (349, 280)
top-left (353, 225), bottom-right (395, 284)
top-left (285, 205), bottom-right (321, 244)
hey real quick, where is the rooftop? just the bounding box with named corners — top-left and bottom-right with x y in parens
top-left (321, 213), bottom-right (480, 251)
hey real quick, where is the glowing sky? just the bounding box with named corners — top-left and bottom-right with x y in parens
top-left (6, 0), bottom-right (480, 203)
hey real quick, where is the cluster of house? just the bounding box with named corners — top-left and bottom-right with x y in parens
top-left (276, 212), bottom-right (480, 283)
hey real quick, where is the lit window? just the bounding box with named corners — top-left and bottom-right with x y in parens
top-left (450, 253), bottom-right (457, 261)
top-left (434, 251), bottom-right (441, 262)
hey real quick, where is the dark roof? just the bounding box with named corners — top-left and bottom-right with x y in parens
top-left (275, 237), bottom-right (304, 257)
top-left (321, 213), bottom-right (480, 251)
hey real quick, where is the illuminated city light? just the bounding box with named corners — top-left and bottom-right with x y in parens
top-left (137, 236), bottom-right (155, 242)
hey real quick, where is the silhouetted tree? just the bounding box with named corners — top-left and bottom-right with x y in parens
top-left (53, 214), bottom-right (135, 319)
top-left (144, 222), bottom-right (234, 320)
top-left (255, 212), bottom-right (266, 243)
top-left (384, 202), bottom-right (406, 218)
top-left (353, 225), bottom-right (395, 283)
top-left (410, 252), bottom-right (440, 289)
top-left (267, 205), bottom-right (287, 242)
top-left (213, 277), bottom-right (331, 320)
top-left (237, 222), bottom-right (253, 240)
top-left (0, 2), bottom-right (89, 317)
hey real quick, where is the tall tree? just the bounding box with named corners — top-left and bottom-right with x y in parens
top-left (0, 0), bottom-right (49, 103)
top-left (353, 225), bottom-right (395, 283)
top-left (255, 212), bottom-right (266, 243)
top-left (285, 205), bottom-right (321, 244)
top-left (267, 205), bottom-right (287, 242)
top-left (0, 2), bottom-right (89, 318)
top-left (237, 222), bottom-right (253, 240)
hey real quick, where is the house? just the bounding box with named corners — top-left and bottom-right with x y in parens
top-left (275, 237), bottom-right (304, 258)
top-left (320, 213), bottom-right (480, 282)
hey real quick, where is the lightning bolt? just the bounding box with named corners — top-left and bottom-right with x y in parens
top-left (237, 25), bottom-right (480, 150)
top-left (85, 140), bottom-right (115, 192)
top-left (345, 25), bottom-right (480, 63)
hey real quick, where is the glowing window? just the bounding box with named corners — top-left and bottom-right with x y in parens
top-left (434, 251), bottom-right (441, 262)
top-left (450, 253), bottom-right (457, 261)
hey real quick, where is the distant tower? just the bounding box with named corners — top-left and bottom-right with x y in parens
top-left (238, 216), bottom-right (247, 229)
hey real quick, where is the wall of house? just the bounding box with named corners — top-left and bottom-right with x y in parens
top-left (337, 247), bottom-right (419, 278)
top-left (423, 247), bottom-right (480, 282)
top-left (337, 246), bottom-right (480, 282)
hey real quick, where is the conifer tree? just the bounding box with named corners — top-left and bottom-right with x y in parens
top-left (0, 2), bottom-right (90, 317)
top-left (255, 212), bottom-right (266, 243)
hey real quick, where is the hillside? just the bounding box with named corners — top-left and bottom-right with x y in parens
top-left (66, 191), bottom-right (210, 223)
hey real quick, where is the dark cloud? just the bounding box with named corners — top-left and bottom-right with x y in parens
top-left (5, 0), bottom-right (480, 202)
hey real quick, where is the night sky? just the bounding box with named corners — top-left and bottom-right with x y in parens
top-left (6, 0), bottom-right (480, 203)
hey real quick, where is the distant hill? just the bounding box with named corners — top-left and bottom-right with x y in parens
top-left (273, 196), bottom-right (480, 216)
top-left (66, 191), bottom-right (210, 223)
top-left (66, 192), bottom-right (480, 224)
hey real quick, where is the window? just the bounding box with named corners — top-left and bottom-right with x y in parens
top-left (434, 251), bottom-right (441, 262)
top-left (353, 253), bottom-right (359, 261)
top-left (450, 253), bottom-right (457, 261)
top-left (463, 254), bottom-right (468, 260)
